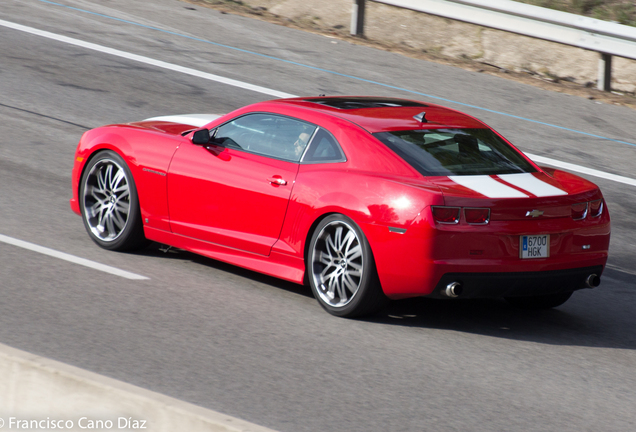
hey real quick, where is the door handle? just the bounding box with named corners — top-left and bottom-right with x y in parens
top-left (268, 177), bottom-right (287, 186)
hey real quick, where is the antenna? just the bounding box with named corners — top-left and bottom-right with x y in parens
top-left (413, 112), bottom-right (428, 123)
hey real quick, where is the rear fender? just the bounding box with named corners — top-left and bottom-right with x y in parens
top-left (274, 169), bottom-right (443, 294)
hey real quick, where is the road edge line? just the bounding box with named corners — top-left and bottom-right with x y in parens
top-left (526, 153), bottom-right (636, 187)
top-left (0, 233), bottom-right (149, 280)
top-left (0, 18), bottom-right (295, 99)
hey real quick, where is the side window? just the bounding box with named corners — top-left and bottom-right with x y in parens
top-left (213, 113), bottom-right (316, 162)
top-left (302, 128), bottom-right (346, 163)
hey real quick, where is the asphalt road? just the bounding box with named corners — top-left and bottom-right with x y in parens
top-left (1, 0), bottom-right (636, 431)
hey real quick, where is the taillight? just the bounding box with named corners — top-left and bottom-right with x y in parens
top-left (465, 208), bottom-right (490, 224)
top-left (571, 202), bottom-right (588, 220)
top-left (432, 206), bottom-right (460, 224)
top-left (589, 199), bottom-right (603, 218)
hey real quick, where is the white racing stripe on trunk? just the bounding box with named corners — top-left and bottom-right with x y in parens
top-left (498, 173), bottom-right (568, 197)
top-left (143, 114), bottom-right (222, 127)
top-left (448, 175), bottom-right (528, 198)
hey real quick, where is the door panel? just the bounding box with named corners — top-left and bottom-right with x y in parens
top-left (168, 143), bottom-right (299, 256)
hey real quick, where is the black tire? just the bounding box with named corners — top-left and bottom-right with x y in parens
top-left (504, 291), bottom-right (573, 310)
top-left (307, 214), bottom-right (387, 318)
top-left (79, 150), bottom-right (147, 251)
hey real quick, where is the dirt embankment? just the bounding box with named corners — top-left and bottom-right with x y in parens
top-left (185, 0), bottom-right (636, 109)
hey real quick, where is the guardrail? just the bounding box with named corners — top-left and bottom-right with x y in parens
top-left (350, 0), bottom-right (636, 91)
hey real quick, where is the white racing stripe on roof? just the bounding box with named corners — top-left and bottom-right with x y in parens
top-left (449, 175), bottom-right (529, 198)
top-left (498, 173), bottom-right (568, 197)
top-left (143, 114), bottom-right (222, 127)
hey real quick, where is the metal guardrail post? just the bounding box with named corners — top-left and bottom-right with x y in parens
top-left (351, 0), bottom-right (366, 36)
top-left (597, 53), bottom-right (612, 91)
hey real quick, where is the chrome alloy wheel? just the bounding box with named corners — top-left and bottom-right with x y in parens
top-left (82, 158), bottom-right (131, 242)
top-left (311, 220), bottom-right (364, 308)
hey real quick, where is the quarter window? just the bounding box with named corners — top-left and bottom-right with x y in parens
top-left (302, 128), bottom-right (346, 163)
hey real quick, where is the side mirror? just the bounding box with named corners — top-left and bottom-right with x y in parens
top-left (192, 129), bottom-right (210, 145)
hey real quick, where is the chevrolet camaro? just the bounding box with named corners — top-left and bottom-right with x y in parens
top-left (70, 97), bottom-right (611, 317)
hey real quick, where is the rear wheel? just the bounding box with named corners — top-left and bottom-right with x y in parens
top-left (504, 291), bottom-right (573, 309)
top-left (308, 214), bottom-right (386, 318)
top-left (79, 150), bottom-right (147, 251)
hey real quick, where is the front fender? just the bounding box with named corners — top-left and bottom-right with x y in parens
top-left (70, 126), bottom-right (181, 232)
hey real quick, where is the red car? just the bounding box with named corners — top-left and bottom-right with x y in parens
top-left (70, 97), bottom-right (610, 317)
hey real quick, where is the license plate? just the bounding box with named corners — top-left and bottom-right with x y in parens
top-left (520, 234), bottom-right (550, 259)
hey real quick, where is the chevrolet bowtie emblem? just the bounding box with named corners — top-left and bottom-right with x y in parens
top-left (526, 210), bottom-right (544, 218)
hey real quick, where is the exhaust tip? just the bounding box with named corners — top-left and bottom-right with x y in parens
top-left (444, 282), bottom-right (463, 298)
top-left (585, 274), bottom-right (601, 288)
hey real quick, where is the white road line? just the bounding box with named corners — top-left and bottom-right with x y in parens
top-left (526, 153), bottom-right (636, 187)
top-left (2, 18), bottom-right (636, 188)
top-left (0, 19), bottom-right (634, 279)
top-left (0, 234), bottom-right (149, 280)
top-left (0, 19), bottom-right (295, 99)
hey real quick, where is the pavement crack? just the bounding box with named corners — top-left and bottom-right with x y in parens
top-left (0, 102), bottom-right (91, 130)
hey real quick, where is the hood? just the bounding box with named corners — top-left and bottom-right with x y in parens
top-left (142, 114), bottom-right (222, 127)
top-left (126, 114), bottom-right (224, 135)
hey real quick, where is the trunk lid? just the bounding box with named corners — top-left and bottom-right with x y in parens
top-left (427, 171), bottom-right (600, 221)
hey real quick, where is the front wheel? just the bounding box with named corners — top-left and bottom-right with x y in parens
top-left (307, 214), bottom-right (386, 318)
top-left (504, 291), bottom-right (573, 309)
top-left (79, 150), bottom-right (147, 251)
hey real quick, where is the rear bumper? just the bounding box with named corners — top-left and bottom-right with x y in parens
top-left (364, 204), bottom-right (610, 299)
top-left (428, 265), bottom-right (604, 299)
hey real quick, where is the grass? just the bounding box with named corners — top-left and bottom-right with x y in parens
top-left (513, 0), bottom-right (636, 26)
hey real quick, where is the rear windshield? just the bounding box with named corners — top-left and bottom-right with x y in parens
top-left (373, 128), bottom-right (536, 176)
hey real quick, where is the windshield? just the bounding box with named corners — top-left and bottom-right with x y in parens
top-left (373, 128), bottom-right (536, 176)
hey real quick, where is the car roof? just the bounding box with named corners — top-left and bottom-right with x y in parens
top-left (269, 96), bottom-right (486, 132)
